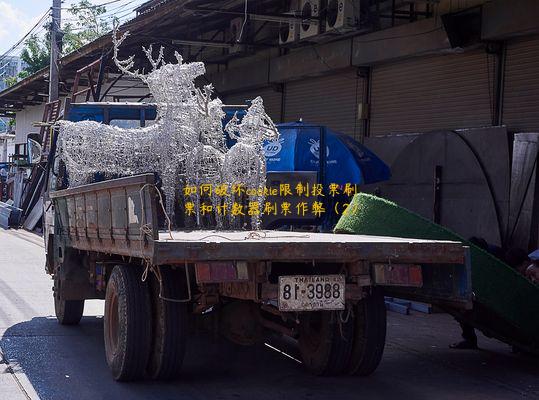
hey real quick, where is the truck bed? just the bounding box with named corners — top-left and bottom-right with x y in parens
top-left (50, 174), bottom-right (467, 265)
top-left (154, 230), bottom-right (465, 265)
top-left (50, 174), bottom-right (472, 309)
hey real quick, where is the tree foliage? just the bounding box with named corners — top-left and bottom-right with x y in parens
top-left (5, 76), bottom-right (18, 87)
top-left (20, 33), bottom-right (50, 74)
top-left (62, 0), bottom-right (111, 54)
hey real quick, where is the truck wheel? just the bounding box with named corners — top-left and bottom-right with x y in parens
top-left (104, 265), bottom-right (152, 381)
top-left (146, 267), bottom-right (188, 380)
top-left (298, 310), bottom-right (354, 376)
top-left (347, 287), bottom-right (386, 376)
top-left (54, 276), bottom-right (84, 325)
top-left (54, 295), bottom-right (84, 325)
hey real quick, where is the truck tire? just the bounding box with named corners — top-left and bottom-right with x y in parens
top-left (298, 310), bottom-right (354, 376)
top-left (54, 276), bottom-right (84, 325)
top-left (146, 267), bottom-right (188, 380)
top-left (104, 265), bottom-right (152, 381)
top-left (347, 287), bottom-right (386, 376)
top-left (54, 295), bottom-right (84, 325)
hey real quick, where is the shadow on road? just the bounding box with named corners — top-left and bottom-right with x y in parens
top-left (1, 314), bottom-right (538, 400)
top-left (0, 316), bottom-right (395, 400)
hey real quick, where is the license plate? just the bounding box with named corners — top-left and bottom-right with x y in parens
top-left (278, 275), bottom-right (345, 311)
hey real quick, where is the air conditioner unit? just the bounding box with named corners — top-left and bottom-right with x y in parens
top-left (326, 0), bottom-right (360, 32)
top-left (279, 17), bottom-right (299, 44)
top-left (299, 0), bottom-right (321, 40)
top-left (279, 0), bottom-right (300, 45)
top-left (229, 17), bottom-right (247, 54)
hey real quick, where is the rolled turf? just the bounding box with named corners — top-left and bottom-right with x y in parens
top-left (335, 193), bottom-right (539, 347)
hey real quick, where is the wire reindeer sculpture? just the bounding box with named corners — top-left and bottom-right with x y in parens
top-left (224, 97), bottom-right (279, 229)
top-left (57, 26), bottom-right (279, 230)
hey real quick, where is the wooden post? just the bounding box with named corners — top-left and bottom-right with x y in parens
top-left (49, 0), bottom-right (61, 102)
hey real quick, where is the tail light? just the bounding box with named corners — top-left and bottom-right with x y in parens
top-left (373, 263), bottom-right (423, 287)
top-left (195, 261), bottom-right (249, 283)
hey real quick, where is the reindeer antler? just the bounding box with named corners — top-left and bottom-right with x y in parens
top-left (142, 44), bottom-right (165, 71)
top-left (196, 84), bottom-right (214, 116)
top-left (225, 112), bottom-right (242, 141)
top-left (260, 112), bottom-right (279, 141)
top-left (112, 23), bottom-right (145, 80)
top-left (174, 52), bottom-right (183, 64)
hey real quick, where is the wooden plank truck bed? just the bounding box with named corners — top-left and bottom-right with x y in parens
top-left (48, 173), bottom-right (472, 381)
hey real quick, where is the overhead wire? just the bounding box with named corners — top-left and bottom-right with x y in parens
top-left (0, 0), bottom-right (148, 92)
top-left (0, 9), bottom-right (51, 66)
top-left (59, 0), bottom-right (131, 10)
top-left (236, 0), bottom-right (248, 42)
top-left (61, 0), bottom-right (146, 22)
top-left (0, 0), bottom-right (145, 90)
top-left (52, 0), bottom-right (146, 59)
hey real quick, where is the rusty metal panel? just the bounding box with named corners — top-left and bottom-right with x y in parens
top-left (51, 174), bottom-right (158, 259)
top-left (154, 230), bottom-right (466, 265)
top-left (284, 69), bottom-right (364, 140)
top-left (56, 197), bottom-right (69, 237)
top-left (66, 197), bottom-right (77, 238)
top-left (97, 189), bottom-right (112, 241)
top-left (75, 194), bottom-right (86, 237)
top-left (85, 192), bottom-right (98, 239)
top-left (373, 263), bottom-right (423, 287)
top-left (111, 186), bottom-right (128, 242)
top-left (220, 281), bottom-right (258, 300)
top-left (225, 86), bottom-right (282, 122)
top-left (503, 35), bottom-right (539, 131)
top-left (507, 133), bottom-right (539, 250)
top-left (370, 49), bottom-right (494, 136)
top-left (126, 184), bottom-right (146, 239)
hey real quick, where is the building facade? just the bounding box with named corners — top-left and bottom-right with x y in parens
top-left (0, 56), bottom-right (27, 92)
top-left (0, 0), bottom-right (537, 250)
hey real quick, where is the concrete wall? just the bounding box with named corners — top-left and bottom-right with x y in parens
top-left (14, 105), bottom-right (44, 145)
top-left (0, 135), bottom-right (15, 162)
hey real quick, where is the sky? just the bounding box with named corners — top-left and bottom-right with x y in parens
top-left (0, 0), bottom-right (145, 54)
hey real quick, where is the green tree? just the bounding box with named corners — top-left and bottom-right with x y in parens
top-left (5, 76), bottom-right (18, 87)
top-left (62, 0), bottom-right (111, 54)
top-left (18, 0), bottom-right (112, 77)
top-left (20, 33), bottom-right (50, 74)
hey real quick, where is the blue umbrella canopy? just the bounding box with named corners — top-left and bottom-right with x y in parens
top-left (264, 121), bottom-right (391, 185)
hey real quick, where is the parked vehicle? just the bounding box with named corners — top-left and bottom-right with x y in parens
top-left (42, 102), bottom-right (472, 381)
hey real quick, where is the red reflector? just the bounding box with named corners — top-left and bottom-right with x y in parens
top-left (195, 262), bottom-right (248, 283)
top-left (373, 263), bottom-right (423, 287)
top-left (408, 265), bottom-right (423, 286)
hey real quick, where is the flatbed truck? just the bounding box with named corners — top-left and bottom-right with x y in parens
top-left (42, 103), bottom-right (472, 381)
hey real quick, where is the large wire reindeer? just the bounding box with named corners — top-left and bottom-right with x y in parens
top-left (58, 26), bottom-right (278, 230)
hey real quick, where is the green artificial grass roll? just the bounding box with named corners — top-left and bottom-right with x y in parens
top-left (335, 193), bottom-right (539, 345)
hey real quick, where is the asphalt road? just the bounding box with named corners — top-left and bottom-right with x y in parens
top-left (0, 228), bottom-right (538, 400)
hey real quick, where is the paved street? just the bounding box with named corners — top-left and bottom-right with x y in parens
top-left (0, 228), bottom-right (537, 400)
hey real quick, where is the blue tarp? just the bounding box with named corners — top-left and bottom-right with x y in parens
top-left (264, 121), bottom-right (391, 185)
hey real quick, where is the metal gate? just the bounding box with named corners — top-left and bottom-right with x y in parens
top-left (283, 69), bottom-right (364, 140)
top-left (370, 49), bottom-right (495, 136)
top-left (503, 35), bottom-right (539, 132)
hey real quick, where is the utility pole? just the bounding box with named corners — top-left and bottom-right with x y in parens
top-left (49, 0), bottom-right (61, 102)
